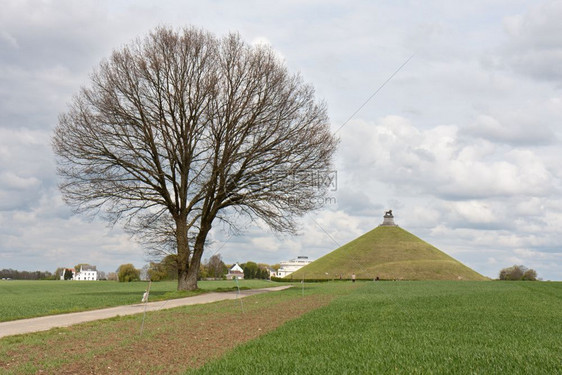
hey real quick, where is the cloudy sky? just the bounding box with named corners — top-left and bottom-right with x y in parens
top-left (1, 0), bottom-right (562, 280)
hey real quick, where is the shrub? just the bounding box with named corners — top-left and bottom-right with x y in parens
top-left (522, 268), bottom-right (537, 281)
top-left (117, 264), bottom-right (140, 282)
top-left (63, 269), bottom-right (73, 280)
top-left (499, 265), bottom-right (537, 281)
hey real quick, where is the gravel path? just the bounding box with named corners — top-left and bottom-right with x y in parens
top-left (0, 285), bottom-right (292, 339)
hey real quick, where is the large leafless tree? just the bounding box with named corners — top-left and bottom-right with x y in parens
top-left (53, 27), bottom-right (337, 290)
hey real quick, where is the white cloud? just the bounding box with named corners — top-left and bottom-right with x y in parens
top-left (251, 36), bottom-right (272, 46)
top-left (513, 248), bottom-right (542, 258)
top-left (339, 116), bottom-right (556, 202)
top-left (448, 201), bottom-right (497, 225)
top-left (0, 172), bottom-right (40, 190)
top-left (464, 114), bottom-right (556, 145)
top-left (0, 0), bottom-right (562, 281)
top-left (250, 236), bottom-right (282, 253)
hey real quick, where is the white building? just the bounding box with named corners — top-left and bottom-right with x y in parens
top-left (277, 256), bottom-right (312, 278)
top-left (75, 265), bottom-right (98, 280)
top-left (267, 267), bottom-right (277, 279)
top-left (61, 265), bottom-right (98, 281)
top-left (226, 263), bottom-right (244, 280)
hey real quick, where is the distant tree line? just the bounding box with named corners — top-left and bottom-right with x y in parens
top-left (199, 254), bottom-right (228, 280)
top-left (499, 265), bottom-right (538, 281)
top-left (241, 261), bottom-right (271, 280)
top-left (0, 269), bottom-right (54, 280)
top-left (144, 254), bottom-right (275, 281)
top-left (147, 254), bottom-right (229, 281)
top-left (0, 258), bottom-right (276, 282)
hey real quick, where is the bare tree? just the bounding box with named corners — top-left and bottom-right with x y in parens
top-left (206, 254), bottom-right (227, 279)
top-left (53, 26), bottom-right (337, 290)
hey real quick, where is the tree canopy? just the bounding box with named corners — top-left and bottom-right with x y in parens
top-left (499, 265), bottom-right (538, 281)
top-left (118, 264), bottom-right (141, 282)
top-left (147, 254), bottom-right (178, 281)
top-left (53, 26), bottom-right (337, 290)
top-left (205, 254), bottom-right (227, 279)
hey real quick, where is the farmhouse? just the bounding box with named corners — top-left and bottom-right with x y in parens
top-left (75, 265), bottom-right (98, 280)
top-left (226, 263), bottom-right (244, 280)
top-left (276, 256), bottom-right (312, 278)
top-left (60, 265), bottom-right (98, 281)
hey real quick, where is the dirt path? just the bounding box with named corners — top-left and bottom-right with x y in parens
top-left (1, 284), bottom-right (336, 374)
top-left (0, 285), bottom-right (292, 339)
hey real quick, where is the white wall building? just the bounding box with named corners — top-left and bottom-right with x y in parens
top-left (226, 263), bottom-right (244, 280)
top-left (277, 256), bottom-right (312, 278)
top-left (60, 265), bottom-right (98, 281)
top-left (75, 265), bottom-right (98, 280)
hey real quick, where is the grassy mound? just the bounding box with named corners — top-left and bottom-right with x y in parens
top-left (289, 226), bottom-right (487, 280)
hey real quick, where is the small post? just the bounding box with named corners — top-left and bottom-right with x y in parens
top-left (234, 277), bottom-right (244, 313)
top-left (139, 280), bottom-right (152, 335)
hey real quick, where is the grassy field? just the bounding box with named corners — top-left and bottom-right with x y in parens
top-left (290, 226), bottom-right (488, 281)
top-left (1, 281), bottom-right (560, 374)
top-left (0, 279), bottom-right (276, 322)
top-left (191, 281), bottom-right (562, 374)
top-left (0, 282), bottom-right (335, 374)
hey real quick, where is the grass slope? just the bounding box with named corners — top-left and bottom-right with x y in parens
top-left (290, 226), bottom-right (487, 280)
top-left (191, 281), bottom-right (562, 374)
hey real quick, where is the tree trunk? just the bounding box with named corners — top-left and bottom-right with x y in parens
top-left (175, 216), bottom-right (194, 291)
top-left (176, 217), bottom-right (212, 291)
top-left (183, 250), bottom-right (202, 290)
top-left (178, 241), bottom-right (202, 291)
top-left (177, 269), bottom-right (196, 290)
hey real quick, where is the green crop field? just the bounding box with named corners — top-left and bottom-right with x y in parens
top-left (191, 281), bottom-right (562, 374)
top-left (1, 280), bottom-right (560, 374)
top-left (0, 279), bottom-right (275, 322)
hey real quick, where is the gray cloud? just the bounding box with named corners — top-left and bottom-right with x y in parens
top-left (333, 185), bottom-right (383, 217)
top-left (463, 113), bottom-right (556, 146)
top-left (340, 117), bottom-right (558, 201)
top-left (0, 1), bottom-right (561, 280)
top-left (502, 1), bottom-right (562, 83)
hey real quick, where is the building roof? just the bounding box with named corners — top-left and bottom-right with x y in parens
top-left (230, 263), bottom-right (244, 273)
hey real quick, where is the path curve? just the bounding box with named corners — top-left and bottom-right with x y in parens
top-left (0, 285), bottom-right (292, 339)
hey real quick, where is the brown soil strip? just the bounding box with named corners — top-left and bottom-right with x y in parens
top-left (0, 289), bottom-right (333, 374)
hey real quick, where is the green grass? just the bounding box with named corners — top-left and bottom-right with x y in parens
top-left (0, 279), bottom-right (276, 322)
top-left (0, 283), bottom-right (335, 374)
top-left (190, 281), bottom-right (562, 374)
top-left (290, 226), bottom-right (488, 281)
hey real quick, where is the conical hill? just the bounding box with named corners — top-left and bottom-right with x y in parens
top-left (289, 226), bottom-right (487, 280)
